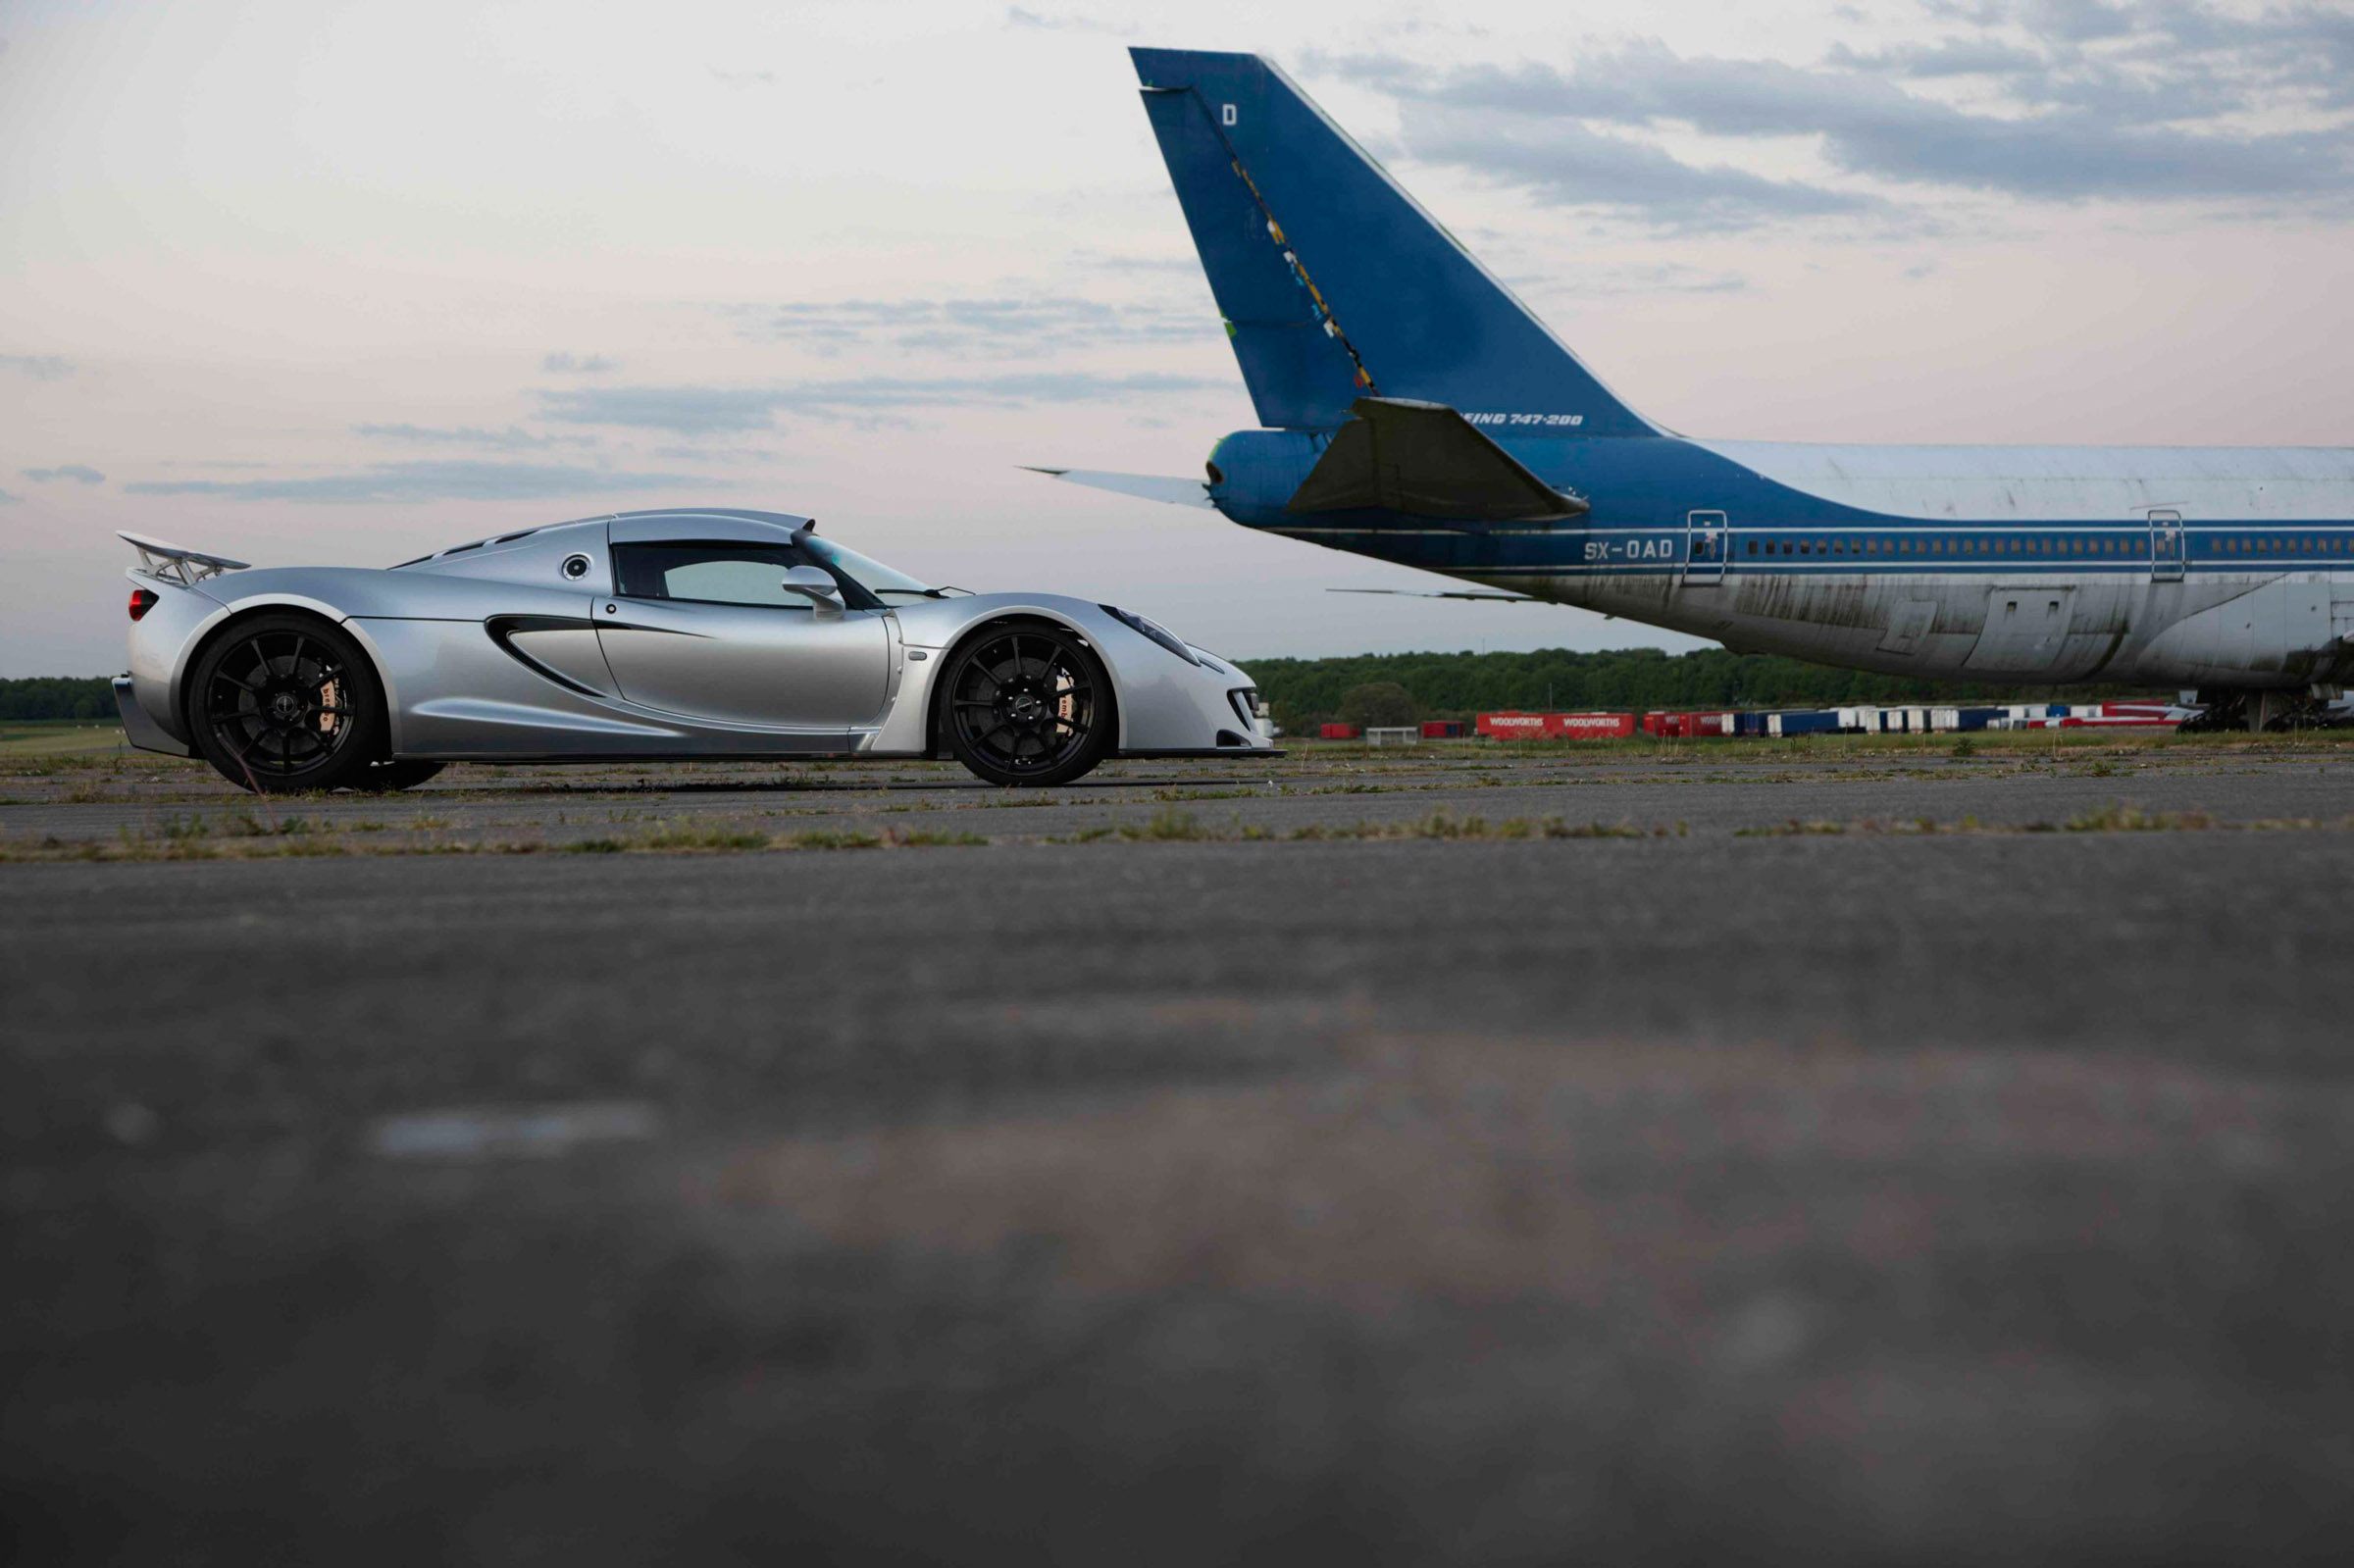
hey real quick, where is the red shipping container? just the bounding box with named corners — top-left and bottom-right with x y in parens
top-left (1552, 712), bottom-right (1636, 738)
top-left (1419, 720), bottom-right (1464, 738)
top-left (1479, 712), bottom-right (1638, 739)
top-left (1319, 723), bottom-right (1360, 740)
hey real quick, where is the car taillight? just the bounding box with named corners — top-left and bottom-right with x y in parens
top-left (128, 588), bottom-right (159, 622)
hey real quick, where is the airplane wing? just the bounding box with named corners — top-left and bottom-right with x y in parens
top-left (1021, 467), bottom-right (1214, 509)
top-left (1287, 398), bottom-right (1589, 525)
top-left (1328, 587), bottom-right (1542, 604)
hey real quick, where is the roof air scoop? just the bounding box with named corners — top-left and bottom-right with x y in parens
top-left (1284, 398), bottom-right (1590, 525)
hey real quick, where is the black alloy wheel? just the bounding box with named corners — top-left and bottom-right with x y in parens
top-left (944, 625), bottom-right (1113, 786)
top-left (187, 614), bottom-right (385, 794)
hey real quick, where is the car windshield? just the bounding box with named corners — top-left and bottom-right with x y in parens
top-left (799, 535), bottom-right (939, 600)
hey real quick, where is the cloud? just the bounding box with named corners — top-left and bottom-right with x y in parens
top-left (23, 464), bottom-right (106, 484)
top-left (1402, 103), bottom-right (1893, 229)
top-left (0, 353), bottom-right (73, 381)
top-left (538, 372), bottom-right (1235, 434)
top-left (722, 295), bottom-right (1219, 358)
top-left (1824, 37), bottom-right (2050, 77)
top-left (1005, 7), bottom-right (1135, 36)
top-left (354, 422), bottom-right (592, 449)
top-left (1519, 263), bottom-right (1750, 297)
top-left (1315, 12), bottom-right (2354, 227)
top-left (709, 69), bottom-right (776, 88)
top-left (0, 488), bottom-right (20, 505)
top-left (122, 461), bottom-right (714, 503)
top-left (540, 351), bottom-right (619, 374)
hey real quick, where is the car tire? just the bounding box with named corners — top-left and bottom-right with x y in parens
top-left (943, 623), bottom-right (1115, 786)
top-left (186, 613), bottom-right (389, 794)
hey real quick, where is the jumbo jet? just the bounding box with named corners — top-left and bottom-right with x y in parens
top-left (1036, 48), bottom-right (2354, 730)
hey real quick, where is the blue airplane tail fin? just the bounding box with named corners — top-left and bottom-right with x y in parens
top-left (1130, 47), bottom-right (1657, 437)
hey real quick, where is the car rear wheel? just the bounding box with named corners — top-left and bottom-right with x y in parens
top-left (944, 624), bottom-right (1113, 786)
top-left (187, 613), bottom-right (387, 794)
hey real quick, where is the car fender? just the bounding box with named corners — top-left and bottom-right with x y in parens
top-left (878, 595), bottom-right (1136, 755)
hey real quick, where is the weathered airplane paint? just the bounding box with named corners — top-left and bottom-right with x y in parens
top-left (1048, 49), bottom-right (2354, 724)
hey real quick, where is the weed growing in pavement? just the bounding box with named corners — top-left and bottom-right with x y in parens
top-left (783, 829), bottom-right (884, 849)
top-left (2064, 803), bottom-right (2213, 832)
top-left (640, 824), bottom-right (772, 851)
top-left (1120, 806), bottom-right (1218, 841)
top-left (886, 828), bottom-right (988, 847)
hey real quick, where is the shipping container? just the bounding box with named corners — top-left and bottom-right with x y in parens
top-left (1476, 711), bottom-right (1638, 739)
top-left (1768, 710), bottom-right (1840, 736)
top-left (1318, 723), bottom-right (1360, 740)
top-left (1365, 726), bottom-right (1419, 747)
top-left (1419, 719), bottom-right (1465, 739)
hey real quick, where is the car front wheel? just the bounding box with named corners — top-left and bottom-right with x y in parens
top-left (943, 624), bottom-right (1114, 786)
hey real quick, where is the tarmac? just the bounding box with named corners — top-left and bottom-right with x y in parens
top-left (6, 732), bottom-right (2353, 1562)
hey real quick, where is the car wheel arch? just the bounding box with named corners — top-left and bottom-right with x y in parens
top-left (177, 601), bottom-right (398, 749)
top-left (926, 613), bottom-right (1125, 757)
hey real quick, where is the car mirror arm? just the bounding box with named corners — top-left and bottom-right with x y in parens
top-left (779, 566), bottom-right (845, 618)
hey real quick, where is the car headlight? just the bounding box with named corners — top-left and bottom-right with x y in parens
top-left (1100, 604), bottom-right (1198, 666)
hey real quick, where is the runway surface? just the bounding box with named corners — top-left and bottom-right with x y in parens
top-left (6, 733), bottom-right (2353, 1562)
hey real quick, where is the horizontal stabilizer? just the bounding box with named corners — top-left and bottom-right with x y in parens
top-left (1022, 467), bottom-right (1214, 509)
top-left (1328, 587), bottom-right (1540, 603)
top-left (1286, 398), bottom-right (1588, 524)
top-left (119, 531), bottom-right (250, 585)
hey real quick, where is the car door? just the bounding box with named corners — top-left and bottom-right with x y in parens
top-left (595, 538), bottom-right (892, 728)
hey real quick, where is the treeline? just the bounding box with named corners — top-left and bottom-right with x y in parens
top-left (0, 677), bottom-right (118, 722)
top-left (1234, 646), bottom-right (2162, 732)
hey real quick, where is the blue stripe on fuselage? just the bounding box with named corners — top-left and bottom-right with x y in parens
top-left (1204, 430), bottom-right (2354, 577)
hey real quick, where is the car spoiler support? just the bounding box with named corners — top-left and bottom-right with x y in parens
top-left (120, 531), bottom-right (250, 586)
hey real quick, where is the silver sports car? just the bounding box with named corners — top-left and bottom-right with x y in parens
top-left (115, 508), bottom-right (1274, 792)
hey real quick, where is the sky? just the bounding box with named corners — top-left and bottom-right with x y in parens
top-left (2, 0), bottom-right (2349, 677)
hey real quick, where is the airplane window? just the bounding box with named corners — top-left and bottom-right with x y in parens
top-left (1746, 541), bottom-right (1758, 555)
top-left (1800, 542), bottom-right (1811, 555)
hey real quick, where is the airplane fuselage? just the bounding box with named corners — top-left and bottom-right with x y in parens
top-left (1206, 428), bottom-right (2354, 691)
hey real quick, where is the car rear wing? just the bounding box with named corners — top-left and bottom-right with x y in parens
top-left (120, 531), bottom-right (250, 586)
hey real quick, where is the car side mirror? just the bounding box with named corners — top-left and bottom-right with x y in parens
top-left (780, 565), bottom-right (845, 617)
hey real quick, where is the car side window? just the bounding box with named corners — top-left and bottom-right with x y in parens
top-left (613, 543), bottom-right (807, 608)
top-left (611, 540), bottom-right (884, 611)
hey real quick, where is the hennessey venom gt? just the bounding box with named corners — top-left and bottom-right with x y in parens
top-left (114, 509), bottom-right (1275, 792)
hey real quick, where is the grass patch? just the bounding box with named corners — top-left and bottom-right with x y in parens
top-left (640, 824), bottom-right (773, 851)
top-left (782, 829), bottom-right (884, 849)
top-left (887, 828), bottom-right (989, 847)
top-left (2064, 803), bottom-right (2214, 832)
top-left (1119, 806), bottom-right (1220, 841)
